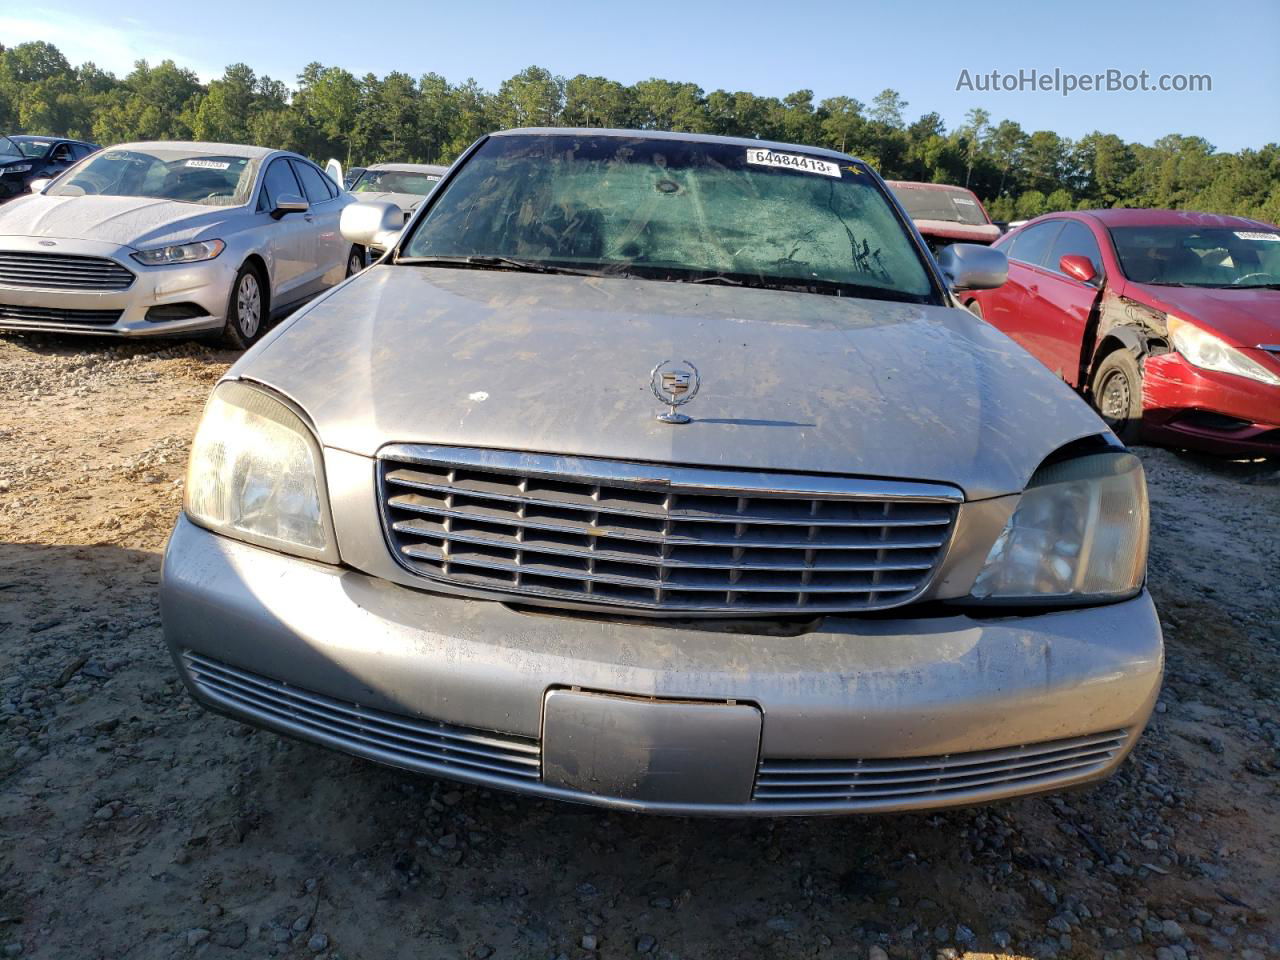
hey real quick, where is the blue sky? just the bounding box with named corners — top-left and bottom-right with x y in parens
top-left (3, 0), bottom-right (1277, 152)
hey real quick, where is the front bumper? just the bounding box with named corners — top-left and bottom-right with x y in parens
top-left (1142, 352), bottom-right (1280, 456)
top-left (0, 235), bottom-right (231, 337)
top-left (160, 516), bottom-right (1163, 816)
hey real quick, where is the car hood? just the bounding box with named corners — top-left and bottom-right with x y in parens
top-left (912, 220), bottom-right (1002, 245)
top-left (1129, 282), bottom-right (1280, 346)
top-left (352, 192), bottom-right (424, 213)
top-left (0, 193), bottom-right (242, 248)
top-left (238, 266), bottom-right (1108, 501)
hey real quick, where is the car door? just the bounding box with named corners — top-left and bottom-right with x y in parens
top-left (41, 142), bottom-right (77, 179)
top-left (1032, 220), bottom-right (1107, 387)
top-left (290, 159), bottom-right (347, 293)
top-left (258, 157), bottom-right (311, 306)
top-left (983, 221), bottom-right (1064, 359)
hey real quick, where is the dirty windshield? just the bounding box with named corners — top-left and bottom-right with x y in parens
top-left (353, 169), bottom-right (441, 196)
top-left (891, 185), bottom-right (990, 226)
top-left (402, 134), bottom-right (936, 301)
top-left (46, 148), bottom-right (257, 206)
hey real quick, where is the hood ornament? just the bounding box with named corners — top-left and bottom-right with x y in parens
top-left (650, 360), bottom-right (700, 424)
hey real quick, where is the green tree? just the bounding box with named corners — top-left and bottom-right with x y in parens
top-left (493, 65), bottom-right (563, 128)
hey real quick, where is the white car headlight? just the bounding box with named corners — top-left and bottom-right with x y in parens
top-left (970, 451), bottom-right (1148, 603)
top-left (185, 381), bottom-right (337, 562)
top-left (1167, 315), bottom-right (1280, 386)
top-left (132, 239), bottom-right (225, 266)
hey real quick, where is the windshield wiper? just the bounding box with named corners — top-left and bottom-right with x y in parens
top-left (395, 255), bottom-right (619, 278)
top-left (683, 274), bottom-right (745, 286)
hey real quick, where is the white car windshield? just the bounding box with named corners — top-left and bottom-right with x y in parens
top-left (47, 148), bottom-right (259, 206)
top-left (403, 134), bottom-right (936, 302)
top-left (353, 170), bottom-right (441, 196)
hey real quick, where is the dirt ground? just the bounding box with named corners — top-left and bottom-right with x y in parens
top-left (1, 334), bottom-right (1276, 960)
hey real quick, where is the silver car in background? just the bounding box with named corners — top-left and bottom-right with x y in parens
top-left (349, 162), bottom-right (448, 222)
top-left (0, 141), bottom-right (362, 347)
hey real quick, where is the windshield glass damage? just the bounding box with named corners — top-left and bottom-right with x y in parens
top-left (402, 134), bottom-right (936, 301)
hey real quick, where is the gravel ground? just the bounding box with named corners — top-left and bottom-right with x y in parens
top-left (0, 333), bottom-right (1276, 960)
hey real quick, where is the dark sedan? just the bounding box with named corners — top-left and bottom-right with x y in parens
top-left (0, 135), bottom-right (100, 199)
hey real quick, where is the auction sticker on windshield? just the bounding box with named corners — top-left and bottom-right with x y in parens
top-left (1235, 231), bottom-right (1280, 242)
top-left (185, 159), bottom-right (231, 170)
top-left (746, 148), bottom-right (841, 178)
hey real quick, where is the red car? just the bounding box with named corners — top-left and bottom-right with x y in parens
top-left (966, 209), bottom-right (1280, 456)
top-left (886, 181), bottom-right (1002, 253)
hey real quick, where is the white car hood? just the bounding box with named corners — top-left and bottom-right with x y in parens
top-left (0, 193), bottom-right (243, 249)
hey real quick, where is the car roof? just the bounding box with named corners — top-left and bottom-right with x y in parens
top-left (491, 127), bottom-right (860, 164)
top-left (366, 162), bottom-right (449, 175)
top-left (1071, 208), bottom-right (1277, 230)
top-left (9, 135), bottom-right (94, 145)
top-left (107, 141), bottom-right (278, 160)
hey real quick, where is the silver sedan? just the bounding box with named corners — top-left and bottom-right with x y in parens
top-left (0, 141), bottom-right (362, 347)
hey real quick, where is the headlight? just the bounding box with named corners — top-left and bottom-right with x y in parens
top-left (969, 451), bottom-right (1147, 603)
top-left (5, 163), bottom-right (32, 173)
top-left (185, 381), bottom-right (337, 562)
top-left (131, 239), bottom-right (225, 266)
top-left (1167, 315), bottom-right (1280, 386)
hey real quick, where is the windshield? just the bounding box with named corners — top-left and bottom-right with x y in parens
top-left (402, 134), bottom-right (936, 302)
top-left (1111, 225), bottom-right (1280, 288)
top-left (890, 185), bottom-right (990, 226)
top-left (353, 169), bottom-right (441, 196)
top-left (0, 136), bottom-right (22, 158)
top-left (46, 148), bottom-right (258, 206)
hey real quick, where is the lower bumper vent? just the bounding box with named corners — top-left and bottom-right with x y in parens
top-left (753, 730), bottom-right (1130, 807)
top-left (183, 652), bottom-right (541, 783)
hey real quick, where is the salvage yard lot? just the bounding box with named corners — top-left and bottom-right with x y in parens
top-left (0, 334), bottom-right (1277, 960)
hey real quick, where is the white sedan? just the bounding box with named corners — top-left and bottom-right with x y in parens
top-left (0, 141), bottom-right (363, 347)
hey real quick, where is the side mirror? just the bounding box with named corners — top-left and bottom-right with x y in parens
top-left (28, 178), bottom-right (52, 194)
top-left (1059, 254), bottom-right (1098, 284)
top-left (271, 193), bottom-right (309, 219)
top-left (936, 243), bottom-right (1008, 291)
top-left (341, 200), bottom-right (403, 252)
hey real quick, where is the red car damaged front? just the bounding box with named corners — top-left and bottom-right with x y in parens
top-left (968, 209), bottom-right (1280, 457)
top-left (1135, 283), bottom-right (1280, 454)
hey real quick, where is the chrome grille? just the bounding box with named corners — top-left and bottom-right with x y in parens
top-left (0, 302), bottom-right (123, 326)
top-left (0, 251), bottom-right (135, 290)
top-left (378, 445), bottom-right (961, 614)
top-left (753, 731), bottom-right (1130, 807)
top-left (183, 652), bottom-right (541, 782)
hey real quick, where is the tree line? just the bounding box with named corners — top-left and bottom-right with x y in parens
top-left (2, 40), bottom-right (1278, 224)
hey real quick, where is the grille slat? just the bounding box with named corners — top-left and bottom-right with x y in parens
top-left (379, 446), bottom-right (960, 614)
top-left (0, 302), bottom-right (123, 326)
top-left (0, 251), bottom-right (135, 290)
top-left (753, 731), bottom-right (1129, 805)
top-left (184, 652), bottom-right (541, 781)
top-left (392, 519), bottom-right (937, 572)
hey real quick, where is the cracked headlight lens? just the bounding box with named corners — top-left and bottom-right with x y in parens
top-left (185, 381), bottom-right (336, 562)
top-left (970, 451), bottom-right (1148, 603)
